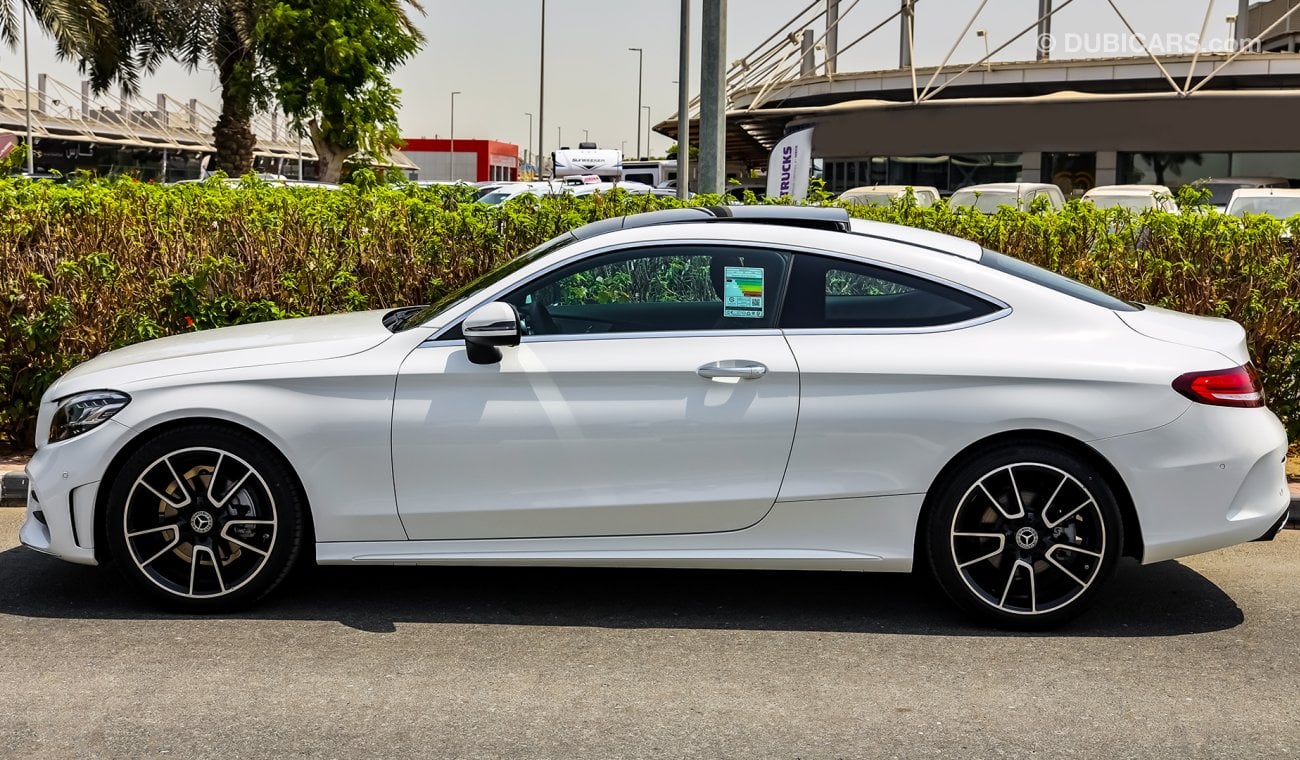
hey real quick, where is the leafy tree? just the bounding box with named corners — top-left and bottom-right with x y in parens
top-left (665, 142), bottom-right (698, 161)
top-left (50, 0), bottom-right (266, 174)
top-left (256, 0), bottom-right (423, 183)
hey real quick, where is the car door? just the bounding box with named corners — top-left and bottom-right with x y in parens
top-left (776, 248), bottom-right (1007, 503)
top-left (391, 243), bottom-right (800, 540)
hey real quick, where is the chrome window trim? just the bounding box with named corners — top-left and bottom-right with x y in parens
top-left (424, 235), bottom-right (1009, 344)
top-left (425, 238), bottom-right (799, 342)
top-left (420, 328), bottom-right (785, 349)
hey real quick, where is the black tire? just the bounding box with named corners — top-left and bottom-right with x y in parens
top-left (925, 443), bottom-right (1123, 630)
top-left (105, 425), bottom-right (305, 612)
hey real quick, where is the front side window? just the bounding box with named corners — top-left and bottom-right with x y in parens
top-left (503, 245), bottom-right (789, 336)
top-left (782, 254), bottom-right (999, 329)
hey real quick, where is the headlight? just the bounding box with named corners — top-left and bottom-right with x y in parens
top-left (49, 391), bottom-right (131, 442)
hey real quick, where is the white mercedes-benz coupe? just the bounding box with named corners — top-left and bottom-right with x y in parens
top-left (19, 206), bottom-right (1290, 627)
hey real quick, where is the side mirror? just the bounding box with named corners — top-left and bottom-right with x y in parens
top-left (462, 301), bottom-right (520, 364)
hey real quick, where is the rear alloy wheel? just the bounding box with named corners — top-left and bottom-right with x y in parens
top-left (926, 445), bottom-right (1123, 629)
top-left (107, 427), bottom-right (304, 611)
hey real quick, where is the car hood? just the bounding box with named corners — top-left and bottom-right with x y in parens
top-left (46, 309), bottom-right (395, 400)
top-left (1117, 305), bottom-right (1248, 365)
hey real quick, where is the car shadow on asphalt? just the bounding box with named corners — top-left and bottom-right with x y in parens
top-left (0, 545), bottom-right (1244, 636)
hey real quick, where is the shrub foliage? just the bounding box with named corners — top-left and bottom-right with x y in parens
top-left (1, 177), bottom-right (1297, 450)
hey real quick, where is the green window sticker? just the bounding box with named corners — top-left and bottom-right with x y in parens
top-left (723, 266), bottom-right (765, 318)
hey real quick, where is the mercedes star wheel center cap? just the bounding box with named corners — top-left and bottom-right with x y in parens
top-left (190, 511), bottom-right (215, 534)
top-left (1015, 526), bottom-right (1039, 551)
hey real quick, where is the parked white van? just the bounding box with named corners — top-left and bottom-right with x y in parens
top-left (949, 182), bottom-right (1066, 213)
top-left (839, 185), bottom-right (940, 207)
top-left (1083, 184), bottom-right (1178, 213)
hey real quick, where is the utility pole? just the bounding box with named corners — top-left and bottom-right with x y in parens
top-left (538, 0), bottom-right (547, 177)
top-left (629, 47), bottom-right (644, 159)
top-left (677, 0), bottom-right (691, 199)
top-left (1036, 0), bottom-right (1053, 61)
top-left (449, 90), bottom-right (461, 181)
top-left (22, 5), bottom-right (33, 174)
top-left (699, 0), bottom-right (726, 194)
top-left (899, 0), bottom-right (913, 68)
top-left (826, 0), bottom-right (839, 75)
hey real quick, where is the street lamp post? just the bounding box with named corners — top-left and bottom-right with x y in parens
top-left (525, 112), bottom-right (533, 177)
top-left (975, 29), bottom-right (991, 72)
top-left (628, 47), bottom-right (644, 159)
top-left (449, 91), bottom-right (461, 181)
top-left (583, 128), bottom-right (589, 143)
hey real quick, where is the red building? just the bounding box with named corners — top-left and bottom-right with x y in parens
top-left (401, 138), bottom-right (519, 183)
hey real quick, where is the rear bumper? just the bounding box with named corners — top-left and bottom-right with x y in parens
top-left (1092, 404), bottom-right (1289, 564)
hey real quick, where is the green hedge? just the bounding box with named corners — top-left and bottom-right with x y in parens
top-left (1, 177), bottom-right (1297, 451)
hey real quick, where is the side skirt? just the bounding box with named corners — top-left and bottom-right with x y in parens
top-left (317, 493), bottom-right (924, 573)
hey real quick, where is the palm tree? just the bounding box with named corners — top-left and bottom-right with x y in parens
top-left (61, 0), bottom-right (263, 175)
top-left (0, 0), bottom-right (114, 83)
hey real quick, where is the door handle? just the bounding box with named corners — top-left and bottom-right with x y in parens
top-left (697, 360), bottom-right (768, 380)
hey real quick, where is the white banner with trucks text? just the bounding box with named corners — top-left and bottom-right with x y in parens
top-left (765, 126), bottom-right (814, 201)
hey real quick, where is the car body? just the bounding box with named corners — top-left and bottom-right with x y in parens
top-left (949, 182), bottom-right (1066, 213)
top-left (1193, 177), bottom-right (1290, 212)
top-left (1082, 184), bottom-right (1178, 213)
top-left (20, 206), bottom-right (1289, 627)
top-left (839, 185), bottom-right (941, 207)
top-left (478, 179), bottom-right (657, 204)
top-left (1224, 187), bottom-right (1300, 221)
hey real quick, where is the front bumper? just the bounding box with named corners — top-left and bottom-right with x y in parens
top-left (18, 418), bottom-right (133, 566)
top-left (1093, 404), bottom-right (1290, 564)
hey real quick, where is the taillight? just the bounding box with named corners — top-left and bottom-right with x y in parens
top-left (1171, 364), bottom-right (1265, 408)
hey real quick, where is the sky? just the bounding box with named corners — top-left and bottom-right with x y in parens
top-left (6, 0), bottom-right (1246, 158)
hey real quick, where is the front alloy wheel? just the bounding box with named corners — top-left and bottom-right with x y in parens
top-left (927, 445), bottom-right (1123, 629)
top-left (107, 426), bottom-right (304, 611)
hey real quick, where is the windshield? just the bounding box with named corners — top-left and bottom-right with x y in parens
top-left (398, 233), bottom-right (579, 330)
top-left (478, 189), bottom-right (523, 205)
top-left (843, 192), bottom-right (896, 206)
top-left (1201, 183), bottom-right (1254, 207)
top-left (1227, 196), bottom-right (1300, 219)
top-left (950, 189), bottom-right (1020, 213)
top-left (1086, 194), bottom-right (1158, 212)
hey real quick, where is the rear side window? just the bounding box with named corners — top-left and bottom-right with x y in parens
top-left (980, 250), bottom-right (1140, 312)
top-left (781, 255), bottom-right (1000, 329)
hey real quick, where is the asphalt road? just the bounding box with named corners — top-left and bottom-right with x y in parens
top-left (0, 507), bottom-right (1297, 759)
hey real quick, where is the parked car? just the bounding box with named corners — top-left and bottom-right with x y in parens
top-left (839, 185), bottom-right (940, 207)
top-left (1192, 177), bottom-right (1290, 212)
top-left (1082, 184), bottom-right (1178, 213)
top-left (948, 182), bottom-right (1066, 213)
top-left (1224, 187), bottom-right (1300, 220)
top-left (20, 206), bottom-right (1288, 628)
top-left (476, 182), bottom-right (548, 205)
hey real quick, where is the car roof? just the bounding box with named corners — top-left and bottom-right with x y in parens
top-left (1084, 184), bottom-right (1170, 195)
top-left (1197, 177), bottom-right (1289, 186)
top-left (1228, 187), bottom-right (1300, 198)
top-left (953, 183), bottom-right (1057, 193)
top-left (841, 185), bottom-right (937, 194)
top-left (562, 206), bottom-right (983, 262)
